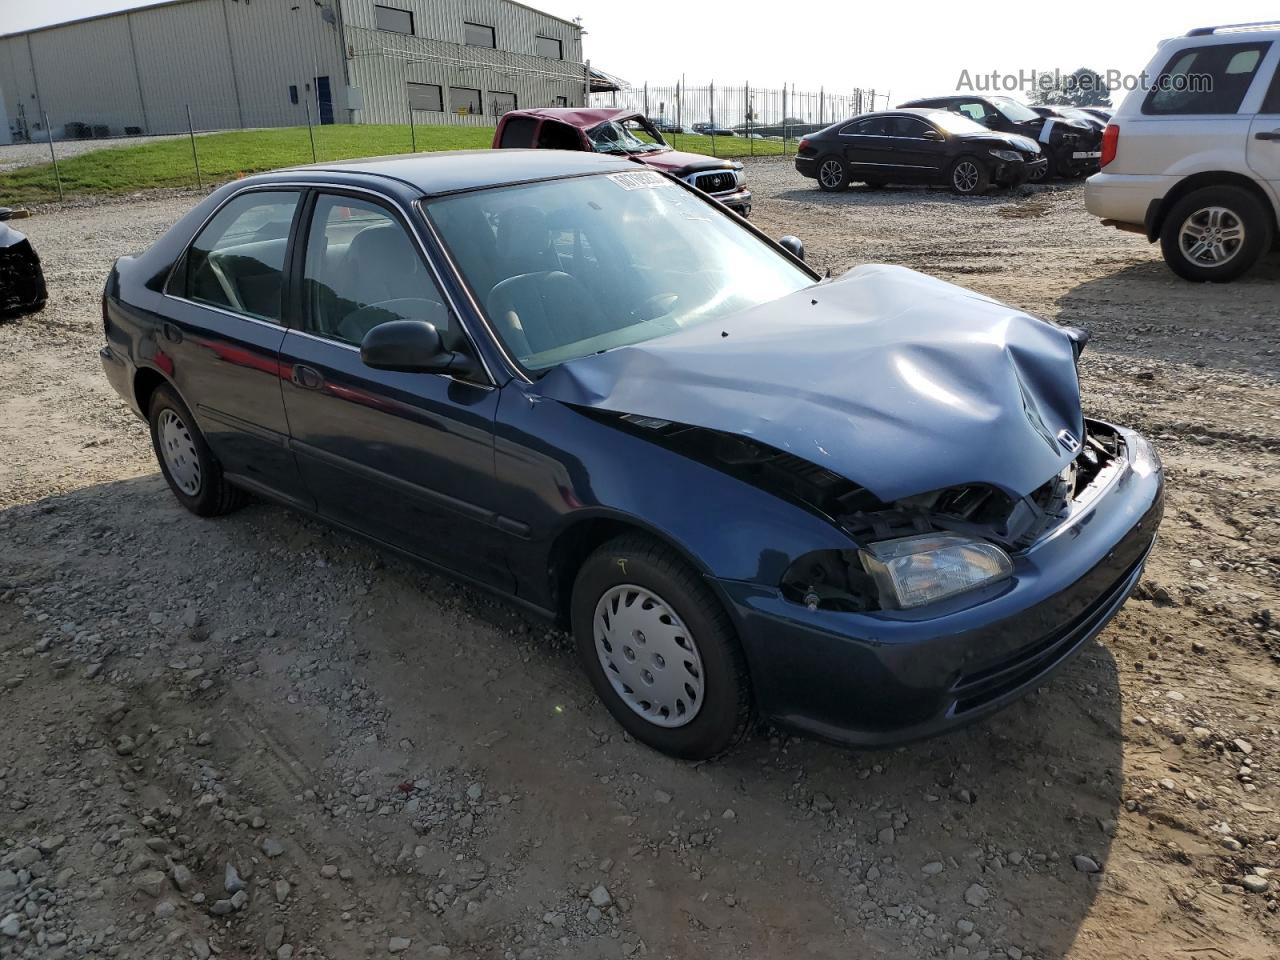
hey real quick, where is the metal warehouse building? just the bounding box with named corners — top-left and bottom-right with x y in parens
top-left (0, 0), bottom-right (587, 143)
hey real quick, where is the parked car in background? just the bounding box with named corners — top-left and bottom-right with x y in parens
top-left (691, 121), bottom-right (735, 136)
top-left (0, 208), bottom-right (47, 318)
top-left (1078, 107), bottom-right (1114, 124)
top-left (1086, 21), bottom-right (1280, 282)
top-left (646, 115), bottom-right (684, 134)
top-left (494, 108), bottom-right (751, 216)
top-left (100, 150), bottom-right (1163, 759)
top-left (794, 109), bottom-right (1045, 195)
top-left (900, 94), bottom-right (1102, 181)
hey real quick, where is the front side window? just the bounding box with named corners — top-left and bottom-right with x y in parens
top-left (407, 82), bottom-right (443, 112)
top-left (1144, 41), bottom-right (1272, 115)
top-left (888, 117), bottom-right (936, 138)
top-left (536, 35), bottom-right (563, 60)
top-left (464, 22), bottom-right (495, 47)
top-left (374, 5), bottom-right (413, 35)
top-left (302, 194), bottom-right (454, 348)
top-left (450, 86), bottom-right (482, 115)
top-left (426, 172), bottom-right (814, 371)
top-left (177, 190), bottom-right (299, 322)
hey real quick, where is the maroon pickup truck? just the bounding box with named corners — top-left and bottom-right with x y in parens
top-left (492, 107), bottom-right (752, 216)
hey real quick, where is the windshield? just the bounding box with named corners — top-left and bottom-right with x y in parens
top-left (586, 119), bottom-right (666, 155)
top-left (989, 96), bottom-right (1040, 123)
top-left (927, 111), bottom-right (987, 135)
top-left (425, 171), bottom-right (815, 372)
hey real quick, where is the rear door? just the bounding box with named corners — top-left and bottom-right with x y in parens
top-left (837, 116), bottom-right (892, 173)
top-left (277, 189), bottom-right (511, 589)
top-left (162, 188), bottom-right (310, 508)
top-left (1247, 47), bottom-right (1280, 201)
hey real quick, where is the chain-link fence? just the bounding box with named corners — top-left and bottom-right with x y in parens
top-left (590, 81), bottom-right (891, 155)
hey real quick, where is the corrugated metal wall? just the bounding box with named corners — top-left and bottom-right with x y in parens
top-left (0, 0), bottom-right (583, 140)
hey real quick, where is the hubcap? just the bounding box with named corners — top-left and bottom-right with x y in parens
top-left (1180, 206), bottom-right (1245, 267)
top-left (953, 161), bottom-right (980, 193)
top-left (819, 159), bottom-right (843, 188)
top-left (158, 408), bottom-right (202, 496)
top-left (593, 585), bottom-right (705, 728)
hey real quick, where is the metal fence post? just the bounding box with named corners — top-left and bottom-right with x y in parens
top-left (304, 99), bottom-right (317, 163)
top-left (709, 80), bottom-right (716, 157)
top-left (185, 105), bottom-right (202, 190)
top-left (782, 83), bottom-right (787, 155)
top-left (43, 112), bottom-right (63, 201)
top-left (746, 81), bottom-right (753, 156)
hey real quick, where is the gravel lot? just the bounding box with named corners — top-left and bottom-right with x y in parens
top-left (1, 159), bottom-right (1278, 960)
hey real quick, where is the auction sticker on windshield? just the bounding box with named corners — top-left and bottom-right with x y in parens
top-left (608, 171), bottom-right (670, 190)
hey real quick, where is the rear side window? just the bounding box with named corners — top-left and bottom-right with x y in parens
top-left (499, 116), bottom-right (538, 147)
top-left (176, 190), bottom-right (299, 322)
top-left (1143, 41), bottom-right (1272, 115)
top-left (840, 117), bottom-right (888, 136)
top-left (301, 194), bottom-right (455, 349)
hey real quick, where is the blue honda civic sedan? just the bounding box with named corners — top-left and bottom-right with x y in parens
top-left (100, 150), bottom-right (1163, 759)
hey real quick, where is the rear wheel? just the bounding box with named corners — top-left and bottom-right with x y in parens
top-left (148, 383), bottom-right (245, 516)
top-left (1160, 186), bottom-right (1272, 283)
top-left (570, 535), bottom-right (752, 760)
top-left (816, 155), bottom-right (850, 192)
top-left (949, 156), bottom-right (991, 196)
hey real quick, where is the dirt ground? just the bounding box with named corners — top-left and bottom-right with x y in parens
top-left (1, 159), bottom-right (1278, 960)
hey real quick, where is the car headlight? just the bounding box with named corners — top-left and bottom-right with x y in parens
top-left (858, 533), bottom-right (1013, 610)
top-left (989, 149), bottom-right (1022, 163)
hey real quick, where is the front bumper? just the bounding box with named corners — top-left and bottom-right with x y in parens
top-left (997, 157), bottom-right (1047, 186)
top-left (715, 422), bottom-right (1164, 748)
top-left (713, 188), bottom-right (752, 216)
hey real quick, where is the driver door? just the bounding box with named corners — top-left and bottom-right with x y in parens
top-left (277, 190), bottom-right (510, 589)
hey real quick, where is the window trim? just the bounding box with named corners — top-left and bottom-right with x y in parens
top-left (1263, 59), bottom-right (1280, 113)
top-left (1142, 40), bottom-right (1274, 116)
top-left (463, 21), bottom-right (496, 48)
top-left (373, 4), bottom-right (414, 35)
top-left (164, 185), bottom-right (305, 326)
top-left (535, 35), bottom-right (563, 60)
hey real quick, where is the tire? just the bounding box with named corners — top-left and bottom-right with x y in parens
top-left (1159, 186), bottom-right (1273, 283)
top-left (570, 535), bottom-right (752, 760)
top-left (816, 155), bottom-right (850, 192)
top-left (148, 383), bottom-right (246, 516)
top-left (949, 156), bottom-right (991, 196)
top-left (1027, 155), bottom-right (1053, 183)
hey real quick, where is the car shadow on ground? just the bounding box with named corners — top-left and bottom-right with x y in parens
top-left (1057, 256), bottom-right (1280, 380)
top-left (1, 474), bottom-right (1125, 959)
top-left (773, 182), bottom-right (1078, 210)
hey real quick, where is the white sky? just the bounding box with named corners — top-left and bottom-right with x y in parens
top-left (2, 0), bottom-right (1277, 104)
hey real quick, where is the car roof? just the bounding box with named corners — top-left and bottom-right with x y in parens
top-left (500, 106), bottom-right (639, 129)
top-left (269, 149), bottom-right (639, 197)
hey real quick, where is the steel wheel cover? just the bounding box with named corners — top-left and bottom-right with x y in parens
top-left (819, 160), bottom-right (843, 188)
top-left (158, 408), bottom-right (202, 496)
top-left (953, 161), bottom-right (979, 193)
top-left (593, 584), bottom-right (705, 728)
top-left (1180, 206), bottom-right (1245, 267)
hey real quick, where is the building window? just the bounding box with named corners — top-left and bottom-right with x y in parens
top-left (554, 96), bottom-right (568, 107)
top-left (464, 22), bottom-right (495, 47)
top-left (374, 5), bottom-right (414, 35)
top-left (536, 35), bottom-right (563, 60)
top-left (289, 85), bottom-right (299, 105)
top-left (407, 82), bottom-right (443, 112)
top-left (450, 87), bottom-right (483, 115)
top-left (488, 91), bottom-right (517, 115)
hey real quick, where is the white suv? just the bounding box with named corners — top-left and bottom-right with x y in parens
top-left (1085, 21), bottom-right (1280, 282)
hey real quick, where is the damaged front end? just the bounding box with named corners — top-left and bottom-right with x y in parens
top-left (0, 209), bottom-right (48, 318)
top-left (592, 409), bottom-right (1128, 614)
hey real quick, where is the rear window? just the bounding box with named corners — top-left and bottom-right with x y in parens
top-left (1143, 41), bottom-right (1272, 115)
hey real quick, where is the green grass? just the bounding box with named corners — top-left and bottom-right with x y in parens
top-left (0, 123), bottom-right (789, 205)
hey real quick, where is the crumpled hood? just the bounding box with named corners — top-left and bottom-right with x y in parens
top-left (640, 150), bottom-right (736, 175)
top-left (535, 265), bottom-right (1085, 502)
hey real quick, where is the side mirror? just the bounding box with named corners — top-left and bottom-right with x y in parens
top-left (360, 320), bottom-right (474, 375)
top-left (778, 235), bottom-right (805, 261)
top-left (922, 128), bottom-right (943, 141)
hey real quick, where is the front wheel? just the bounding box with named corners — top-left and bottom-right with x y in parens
top-left (816, 155), bottom-right (850, 192)
top-left (148, 383), bottom-right (246, 516)
top-left (1159, 186), bottom-right (1272, 283)
top-left (571, 535), bottom-right (752, 760)
top-left (949, 156), bottom-right (991, 196)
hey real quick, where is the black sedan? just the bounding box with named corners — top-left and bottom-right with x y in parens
top-left (794, 109), bottom-right (1044, 195)
top-left (101, 150), bottom-right (1163, 759)
top-left (899, 95), bottom-right (1102, 181)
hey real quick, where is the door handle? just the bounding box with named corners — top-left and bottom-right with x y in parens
top-left (1257, 130), bottom-right (1280, 142)
top-left (291, 364), bottom-right (324, 390)
top-left (161, 322), bottom-right (183, 343)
